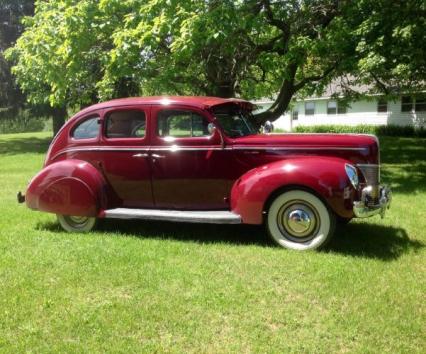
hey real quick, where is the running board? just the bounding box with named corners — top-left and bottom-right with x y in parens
top-left (104, 208), bottom-right (242, 224)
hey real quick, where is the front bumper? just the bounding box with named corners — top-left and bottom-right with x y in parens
top-left (353, 185), bottom-right (392, 218)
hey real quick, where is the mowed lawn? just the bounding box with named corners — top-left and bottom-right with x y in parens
top-left (0, 132), bottom-right (425, 353)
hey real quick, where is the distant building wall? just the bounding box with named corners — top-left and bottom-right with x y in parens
top-left (255, 97), bottom-right (426, 131)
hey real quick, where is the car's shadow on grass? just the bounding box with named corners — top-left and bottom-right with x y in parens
top-left (328, 222), bottom-right (424, 260)
top-left (39, 219), bottom-right (270, 247)
top-left (38, 219), bottom-right (423, 261)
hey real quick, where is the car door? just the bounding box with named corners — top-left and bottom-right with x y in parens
top-left (97, 105), bottom-right (154, 208)
top-left (150, 105), bottom-right (234, 210)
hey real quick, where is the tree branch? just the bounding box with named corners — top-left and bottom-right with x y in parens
top-left (370, 71), bottom-right (390, 95)
top-left (260, 0), bottom-right (289, 33)
top-left (294, 62), bottom-right (339, 91)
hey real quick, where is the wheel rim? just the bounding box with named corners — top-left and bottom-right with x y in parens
top-left (64, 215), bottom-right (92, 229)
top-left (276, 200), bottom-right (320, 242)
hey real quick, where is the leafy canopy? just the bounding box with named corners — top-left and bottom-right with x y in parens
top-left (6, 0), bottom-right (426, 123)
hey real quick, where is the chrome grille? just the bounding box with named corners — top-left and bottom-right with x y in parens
top-left (357, 164), bottom-right (380, 185)
top-left (357, 164), bottom-right (380, 203)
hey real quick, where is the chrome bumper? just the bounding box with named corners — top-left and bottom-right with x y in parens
top-left (353, 185), bottom-right (392, 218)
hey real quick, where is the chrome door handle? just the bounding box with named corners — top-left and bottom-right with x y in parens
top-left (133, 153), bottom-right (149, 158)
top-left (151, 154), bottom-right (165, 159)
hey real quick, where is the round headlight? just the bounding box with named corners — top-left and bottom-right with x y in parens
top-left (345, 164), bottom-right (359, 189)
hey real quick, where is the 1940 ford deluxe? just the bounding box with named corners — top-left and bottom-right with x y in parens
top-left (18, 96), bottom-right (391, 250)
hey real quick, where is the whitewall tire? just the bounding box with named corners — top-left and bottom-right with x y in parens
top-left (266, 190), bottom-right (336, 250)
top-left (57, 215), bottom-right (97, 233)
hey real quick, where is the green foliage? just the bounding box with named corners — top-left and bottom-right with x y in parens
top-left (0, 0), bottom-right (34, 109)
top-left (293, 124), bottom-right (426, 137)
top-left (5, 0), bottom-right (426, 121)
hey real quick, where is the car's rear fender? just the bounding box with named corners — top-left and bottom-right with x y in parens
top-left (230, 157), bottom-right (356, 224)
top-left (26, 159), bottom-right (107, 217)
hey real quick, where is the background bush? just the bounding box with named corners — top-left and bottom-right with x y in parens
top-left (288, 124), bottom-right (426, 137)
top-left (0, 109), bottom-right (50, 134)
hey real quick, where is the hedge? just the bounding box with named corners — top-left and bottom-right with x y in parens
top-left (289, 124), bottom-right (426, 137)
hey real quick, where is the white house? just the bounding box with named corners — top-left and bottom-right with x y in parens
top-left (254, 88), bottom-right (426, 132)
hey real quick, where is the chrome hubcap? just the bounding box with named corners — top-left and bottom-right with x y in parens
top-left (277, 201), bottom-right (319, 241)
top-left (287, 209), bottom-right (312, 235)
top-left (66, 215), bottom-right (90, 227)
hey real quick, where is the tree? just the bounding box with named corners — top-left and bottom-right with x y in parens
top-left (0, 0), bottom-right (34, 110)
top-left (6, 0), bottom-right (426, 133)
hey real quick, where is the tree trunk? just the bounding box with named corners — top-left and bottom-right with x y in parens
top-left (51, 106), bottom-right (67, 136)
top-left (253, 63), bottom-right (298, 128)
top-left (207, 83), bottom-right (235, 98)
top-left (215, 85), bottom-right (235, 98)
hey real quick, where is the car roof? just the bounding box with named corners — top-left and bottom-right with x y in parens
top-left (73, 96), bottom-right (254, 119)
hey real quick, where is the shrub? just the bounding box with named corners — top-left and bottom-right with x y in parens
top-left (0, 110), bottom-right (51, 134)
top-left (291, 124), bottom-right (426, 137)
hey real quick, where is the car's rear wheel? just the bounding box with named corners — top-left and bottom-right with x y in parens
top-left (57, 215), bottom-right (97, 232)
top-left (266, 190), bottom-right (336, 250)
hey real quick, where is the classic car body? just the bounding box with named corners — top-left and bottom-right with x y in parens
top-left (19, 96), bottom-right (391, 250)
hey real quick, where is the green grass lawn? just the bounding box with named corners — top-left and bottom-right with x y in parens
top-left (0, 132), bottom-right (425, 353)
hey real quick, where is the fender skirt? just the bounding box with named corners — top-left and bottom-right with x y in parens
top-left (25, 159), bottom-right (107, 217)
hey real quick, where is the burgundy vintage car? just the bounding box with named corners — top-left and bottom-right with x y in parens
top-left (18, 96), bottom-right (391, 250)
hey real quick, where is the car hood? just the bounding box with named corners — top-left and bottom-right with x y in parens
top-left (230, 133), bottom-right (379, 164)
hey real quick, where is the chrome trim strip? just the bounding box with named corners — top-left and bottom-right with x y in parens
top-left (53, 144), bottom-right (367, 160)
top-left (104, 208), bottom-right (242, 224)
top-left (150, 147), bottom-right (231, 151)
top-left (355, 164), bottom-right (380, 167)
top-left (233, 146), bottom-right (367, 151)
top-left (51, 146), bottom-right (231, 160)
top-left (65, 147), bottom-right (150, 152)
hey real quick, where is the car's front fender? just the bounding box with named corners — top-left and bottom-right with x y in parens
top-left (230, 156), bottom-right (356, 224)
top-left (26, 159), bottom-right (107, 217)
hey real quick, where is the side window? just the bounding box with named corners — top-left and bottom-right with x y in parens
top-left (72, 116), bottom-right (99, 140)
top-left (105, 110), bottom-right (146, 138)
top-left (157, 110), bottom-right (210, 137)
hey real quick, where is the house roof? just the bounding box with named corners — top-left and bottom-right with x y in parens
top-left (309, 79), bottom-right (371, 99)
top-left (253, 77), bottom-right (373, 104)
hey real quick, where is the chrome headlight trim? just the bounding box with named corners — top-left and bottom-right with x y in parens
top-left (345, 163), bottom-right (359, 189)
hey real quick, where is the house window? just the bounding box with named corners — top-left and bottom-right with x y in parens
top-left (305, 102), bottom-right (315, 115)
top-left (292, 108), bottom-right (298, 120)
top-left (327, 101), bottom-right (337, 114)
top-left (415, 95), bottom-right (426, 112)
top-left (377, 98), bottom-right (388, 113)
top-left (337, 103), bottom-right (347, 114)
top-left (327, 101), bottom-right (347, 114)
top-left (401, 96), bottom-right (413, 112)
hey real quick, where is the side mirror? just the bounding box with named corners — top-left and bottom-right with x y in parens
top-left (208, 122), bottom-right (225, 148)
top-left (207, 122), bottom-right (216, 135)
top-left (262, 120), bottom-right (274, 133)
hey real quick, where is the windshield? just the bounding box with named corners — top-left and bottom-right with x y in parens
top-left (213, 106), bottom-right (257, 138)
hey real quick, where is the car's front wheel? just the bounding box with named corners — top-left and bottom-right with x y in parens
top-left (266, 190), bottom-right (336, 250)
top-left (57, 215), bottom-right (97, 232)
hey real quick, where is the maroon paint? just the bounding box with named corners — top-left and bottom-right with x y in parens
top-left (26, 96), bottom-right (381, 224)
top-left (26, 159), bottom-right (107, 216)
top-left (230, 157), bottom-right (356, 224)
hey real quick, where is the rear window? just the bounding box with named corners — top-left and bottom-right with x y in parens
top-left (72, 116), bottom-right (99, 140)
top-left (105, 110), bottom-right (146, 138)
